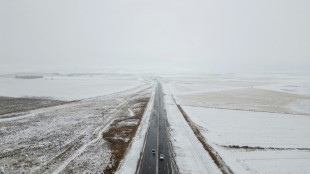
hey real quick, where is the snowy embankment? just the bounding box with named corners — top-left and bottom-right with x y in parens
top-left (116, 83), bottom-right (156, 174)
top-left (162, 85), bottom-right (222, 174)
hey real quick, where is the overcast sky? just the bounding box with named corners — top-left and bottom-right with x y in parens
top-left (1, 0), bottom-right (309, 73)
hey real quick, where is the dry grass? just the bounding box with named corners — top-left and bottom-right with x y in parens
top-left (0, 96), bottom-right (68, 116)
top-left (102, 97), bottom-right (150, 174)
top-left (222, 145), bottom-right (310, 151)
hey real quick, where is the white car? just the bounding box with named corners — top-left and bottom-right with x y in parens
top-left (159, 154), bottom-right (164, 160)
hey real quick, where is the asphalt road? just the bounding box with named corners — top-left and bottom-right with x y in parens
top-left (140, 83), bottom-right (172, 174)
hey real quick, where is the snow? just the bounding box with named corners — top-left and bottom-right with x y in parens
top-left (116, 84), bottom-right (156, 174)
top-left (177, 98), bottom-right (310, 173)
top-left (289, 99), bottom-right (310, 114)
top-left (52, 100), bottom-right (126, 174)
top-left (165, 73), bottom-right (310, 96)
top-left (162, 73), bottom-right (310, 174)
top-left (215, 147), bottom-right (310, 174)
top-left (0, 73), bottom-right (145, 100)
top-left (162, 85), bottom-right (222, 174)
top-left (0, 81), bottom-right (153, 174)
top-left (183, 106), bottom-right (310, 149)
top-left (166, 73), bottom-right (310, 115)
top-left (0, 96), bottom-right (119, 173)
top-left (116, 119), bottom-right (139, 127)
top-left (128, 108), bottom-right (135, 117)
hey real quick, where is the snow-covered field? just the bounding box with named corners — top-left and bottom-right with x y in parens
top-left (0, 73), bottom-right (146, 100)
top-left (1, 72), bottom-right (309, 173)
top-left (183, 107), bottom-right (310, 173)
top-left (183, 107), bottom-right (310, 149)
top-left (0, 85), bottom-right (152, 173)
top-left (162, 73), bottom-right (310, 174)
top-left (0, 73), bottom-right (154, 173)
top-left (165, 73), bottom-right (310, 115)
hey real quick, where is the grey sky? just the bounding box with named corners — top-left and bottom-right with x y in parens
top-left (1, 0), bottom-right (309, 73)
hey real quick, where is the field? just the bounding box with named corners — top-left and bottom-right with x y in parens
top-left (0, 73), bottom-right (153, 173)
top-left (162, 73), bottom-right (310, 174)
top-left (0, 73), bottom-right (147, 101)
top-left (1, 72), bottom-right (309, 174)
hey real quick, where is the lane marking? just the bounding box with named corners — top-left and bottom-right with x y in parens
top-left (156, 86), bottom-right (159, 174)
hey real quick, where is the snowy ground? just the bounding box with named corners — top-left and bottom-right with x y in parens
top-left (162, 73), bottom-right (310, 174)
top-left (162, 85), bottom-right (222, 174)
top-left (0, 73), bottom-right (153, 174)
top-left (2, 72), bottom-right (309, 173)
top-left (116, 84), bottom-right (156, 174)
top-left (183, 107), bottom-right (310, 149)
top-left (164, 73), bottom-right (310, 115)
top-left (183, 107), bottom-right (310, 174)
top-left (0, 73), bottom-right (146, 101)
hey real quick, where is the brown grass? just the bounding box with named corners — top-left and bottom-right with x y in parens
top-left (223, 145), bottom-right (310, 151)
top-left (102, 97), bottom-right (150, 174)
top-left (0, 96), bottom-right (69, 116)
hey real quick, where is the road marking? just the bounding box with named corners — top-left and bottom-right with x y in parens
top-left (156, 86), bottom-right (159, 174)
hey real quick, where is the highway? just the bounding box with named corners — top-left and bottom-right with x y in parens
top-left (139, 83), bottom-right (172, 174)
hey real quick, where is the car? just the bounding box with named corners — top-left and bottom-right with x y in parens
top-left (159, 154), bottom-right (164, 160)
top-left (152, 149), bottom-right (156, 154)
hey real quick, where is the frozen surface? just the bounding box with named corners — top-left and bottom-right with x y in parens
top-left (0, 73), bottom-right (145, 100)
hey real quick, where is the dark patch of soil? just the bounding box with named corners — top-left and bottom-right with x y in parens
top-left (0, 96), bottom-right (68, 116)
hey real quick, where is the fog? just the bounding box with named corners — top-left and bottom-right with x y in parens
top-left (1, 0), bottom-right (309, 73)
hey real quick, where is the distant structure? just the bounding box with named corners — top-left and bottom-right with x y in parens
top-left (15, 75), bottom-right (43, 79)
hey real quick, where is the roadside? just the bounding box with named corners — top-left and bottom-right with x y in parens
top-left (173, 100), bottom-right (233, 174)
top-left (103, 87), bottom-right (152, 173)
top-left (162, 84), bottom-right (222, 174)
top-left (116, 83), bottom-right (156, 174)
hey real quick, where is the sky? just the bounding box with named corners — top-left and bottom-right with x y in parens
top-left (0, 0), bottom-right (310, 73)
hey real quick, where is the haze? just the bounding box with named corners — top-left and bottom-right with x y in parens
top-left (1, 0), bottom-right (310, 73)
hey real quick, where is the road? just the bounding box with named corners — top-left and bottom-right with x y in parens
top-left (140, 83), bottom-right (172, 174)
